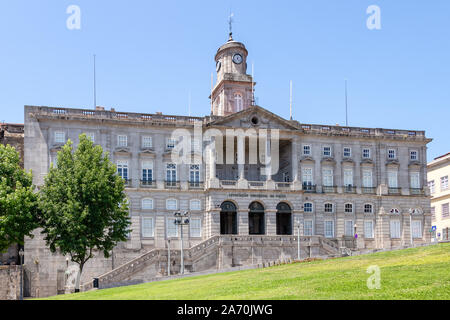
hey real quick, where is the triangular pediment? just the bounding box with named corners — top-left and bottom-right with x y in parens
top-left (207, 105), bottom-right (299, 131)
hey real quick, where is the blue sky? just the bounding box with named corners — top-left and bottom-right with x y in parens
top-left (0, 0), bottom-right (449, 160)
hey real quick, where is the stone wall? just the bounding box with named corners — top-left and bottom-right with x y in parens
top-left (0, 266), bottom-right (21, 300)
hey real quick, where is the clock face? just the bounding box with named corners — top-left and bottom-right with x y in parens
top-left (232, 53), bottom-right (243, 64)
top-left (216, 61), bottom-right (221, 72)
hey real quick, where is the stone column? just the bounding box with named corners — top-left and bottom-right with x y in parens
top-left (209, 146), bottom-right (220, 188)
top-left (292, 137), bottom-right (301, 190)
top-left (238, 210), bottom-right (249, 235)
top-left (237, 135), bottom-right (248, 188)
top-left (265, 210), bottom-right (277, 236)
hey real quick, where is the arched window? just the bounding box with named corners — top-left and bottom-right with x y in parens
top-left (276, 202), bottom-right (292, 235)
top-left (249, 201), bottom-right (265, 235)
top-left (234, 93), bottom-right (243, 112)
top-left (220, 201), bottom-right (237, 234)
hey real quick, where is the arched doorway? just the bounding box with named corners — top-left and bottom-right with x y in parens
top-left (220, 201), bottom-right (237, 234)
top-left (276, 202), bottom-right (292, 235)
top-left (249, 202), bottom-right (265, 235)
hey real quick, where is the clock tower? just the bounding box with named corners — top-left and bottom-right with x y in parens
top-left (211, 33), bottom-right (255, 116)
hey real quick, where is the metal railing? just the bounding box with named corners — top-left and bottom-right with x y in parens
top-left (343, 185), bottom-right (356, 194)
top-left (165, 180), bottom-right (180, 189)
top-left (362, 187), bottom-right (376, 194)
top-left (322, 186), bottom-right (337, 193)
top-left (189, 181), bottom-right (204, 189)
top-left (140, 180), bottom-right (156, 188)
top-left (388, 187), bottom-right (401, 195)
top-left (410, 188), bottom-right (424, 196)
top-left (303, 184), bottom-right (316, 193)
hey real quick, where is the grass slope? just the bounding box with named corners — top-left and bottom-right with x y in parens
top-left (43, 243), bottom-right (450, 300)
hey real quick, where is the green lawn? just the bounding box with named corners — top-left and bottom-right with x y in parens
top-left (42, 243), bottom-right (450, 300)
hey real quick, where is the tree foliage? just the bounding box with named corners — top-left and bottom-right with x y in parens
top-left (38, 134), bottom-right (131, 281)
top-left (0, 144), bottom-right (39, 252)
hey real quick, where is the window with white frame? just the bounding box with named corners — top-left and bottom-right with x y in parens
top-left (304, 202), bottom-right (313, 213)
top-left (388, 149), bottom-right (396, 159)
top-left (388, 170), bottom-right (398, 188)
top-left (428, 180), bottom-right (435, 194)
top-left (302, 167), bottom-right (313, 185)
top-left (54, 131), bottom-right (65, 143)
top-left (166, 217), bottom-right (178, 237)
top-left (142, 136), bottom-right (153, 148)
top-left (323, 146), bottom-right (332, 157)
top-left (84, 132), bottom-right (95, 142)
top-left (324, 203), bottom-right (333, 213)
top-left (166, 199), bottom-right (177, 210)
top-left (412, 220), bottom-right (422, 238)
top-left (166, 138), bottom-right (176, 150)
top-left (362, 169), bottom-right (373, 188)
top-left (117, 135), bottom-right (127, 147)
top-left (410, 172), bottom-right (420, 189)
top-left (364, 204), bottom-right (373, 214)
top-left (343, 147), bottom-right (351, 158)
top-left (441, 176), bottom-right (449, 191)
top-left (117, 160), bottom-right (128, 180)
top-left (362, 148), bottom-right (371, 159)
top-left (442, 203), bottom-right (449, 218)
top-left (322, 168), bottom-right (333, 186)
top-left (345, 203), bottom-right (353, 213)
top-left (166, 163), bottom-right (177, 182)
top-left (190, 199), bottom-right (201, 211)
top-left (345, 220), bottom-right (354, 236)
top-left (410, 150), bottom-right (418, 161)
top-left (142, 161), bottom-right (153, 182)
top-left (364, 221), bottom-right (374, 238)
top-left (303, 145), bottom-right (311, 156)
top-left (343, 168), bottom-right (353, 186)
top-left (190, 218), bottom-right (202, 237)
top-left (324, 220), bottom-right (334, 238)
top-left (141, 198), bottom-right (153, 210)
top-left (141, 217), bottom-right (154, 237)
top-left (303, 220), bottom-right (313, 236)
top-left (390, 220), bottom-right (401, 238)
top-left (190, 164), bottom-right (200, 183)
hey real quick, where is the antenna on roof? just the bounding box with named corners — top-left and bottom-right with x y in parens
top-left (290, 80), bottom-right (293, 120)
top-left (345, 79), bottom-right (348, 126)
top-left (93, 54), bottom-right (97, 109)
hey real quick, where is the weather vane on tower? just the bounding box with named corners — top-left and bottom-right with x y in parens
top-left (228, 12), bottom-right (234, 41)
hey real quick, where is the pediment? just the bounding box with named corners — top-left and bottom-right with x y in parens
top-left (207, 106), bottom-right (299, 131)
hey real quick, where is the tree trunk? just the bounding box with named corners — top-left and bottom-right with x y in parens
top-left (75, 263), bottom-right (84, 293)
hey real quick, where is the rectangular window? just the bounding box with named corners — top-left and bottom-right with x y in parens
top-left (142, 198), bottom-right (153, 210)
top-left (117, 135), bottom-right (127, 147)
top-left (390, 220), bottom-right (401, 238)
top-left (166, 217), bottom-right (178, 237)
top-left (388, 171), bottom-right (398, 188)
top-left (431, 207), bottom-right (435, 220)
top-left (84, 132), bottom-right (95, 142)
top-left (410, 172), bottom-right (420, 189)
top-left (190, 218), bottom-right (202, 237)
top-left (166, 199), bottom-right (177, 210)
top-left (190, 199), bottom-right (201, 211)
top-left (343, 168), bottom-right (353, 186)
top-left (322, 169), bottom-right (333, 187)
top-left (343, 147), bottom-right (351, 158)
top-left (388, 149), bottom-right (396, 159)
top-left (362, 170), bottom-right (373, 188)
top-left (117, 160), bottom-right (128, 180)
top-left (166, 138), bottom-right (176, 150)
top-left (166, 163), bottom-right (177, 182)
top-left (362, 148), bottom-right (371, 159)
top-left (410, 150), bottom-right (418, 161)
top-left (441, 176), bottom-right (449, 191)
top-left (345, 220), bottom-right (354, 237)
top-left (142, 217), bottom-right (154, 238)
top-left (428, 180), bottom-right (435, 194)
top-left (190, 164), bottom-right (200, 183)
top-left (324, 203), bottom-right (333, 213)
top-left (54, 131), bottom-right (65, 143)
top-left (323, 146), bottom-right (332, 157)
top-left (142, 161), bottom-right (153, 182)
top-left (142, 136), bottom-right (153, 148)
top-left (442, 203), bottom-right (449, 218)
top-left (364, 221), bottom-right (374, 238)
top-left (303, 145), bottom-right (311, 156)
top-left (304, 220), bottom-right (313, 236)
top-left (302, 168), bottom-right (313, 185)
top-left (324, 220), bottom-right (334, 238)
top-left (412, 220), bottom-right (422, 238)
top-left (304, 203), bottom-right (313, 213)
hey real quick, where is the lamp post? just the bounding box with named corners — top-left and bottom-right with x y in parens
top-left (167, 239), bottom-right (171, 276)
top-left (409, 209), bottom-right (413, 246)
top-left (19, 249), bottom-right (24, 301)
top-left (174, 211), bottom-right (190, 275)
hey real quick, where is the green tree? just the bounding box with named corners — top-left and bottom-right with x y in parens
top-left (0, 144), bottom-right (39, 253)
top-left (38, 134), bottom-right (131, 291)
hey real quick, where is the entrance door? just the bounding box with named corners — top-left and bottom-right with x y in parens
top-left (249, 202), bottom-right (265, 235)
top-left (220, 201), bottom-right (237, 234)
top-left (276, 202), bottom-right (292, 235)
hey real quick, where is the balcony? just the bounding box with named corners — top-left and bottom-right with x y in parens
top-left (303, 184), bottom-right (316, 193)
top-left (410, 188), bottom-right (425, 196)
top-left (322, 186), bottom-right (337, 193)
top-left (221, 180), bottom-right (238, 188)
top-left (140, 180), bottom-right (156, 188)
top-left (343, 185), bottom-right (356, 194)
top-left (276, 182), bottom-right (292, 190)
top-left (362, 187), bottom-right (376, 194)
top-left (388, 187), bottom-right (401, 195)
top-left (165, 180), bottom-right (180, 189)
top-left (248, 181), bottom-right (266, 189)
top-left (189, 181), bottom-right (204, 189)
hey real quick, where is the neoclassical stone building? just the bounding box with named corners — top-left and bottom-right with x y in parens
top-left (23, 34), bottom-right (432, 297)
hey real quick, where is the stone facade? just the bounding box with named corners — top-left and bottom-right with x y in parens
top-left (0, 266), bottom-right (21, 300)
top-left (23, 36), bottom-right (432, 298)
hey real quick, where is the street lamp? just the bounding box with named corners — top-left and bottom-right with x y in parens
top-left (19, 249), bottom-right (24, 301)
top-left (174, 211), bottom-right (190, 275)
